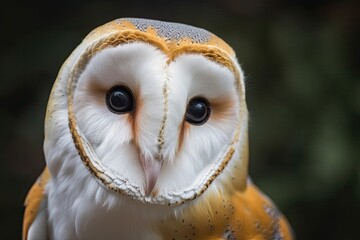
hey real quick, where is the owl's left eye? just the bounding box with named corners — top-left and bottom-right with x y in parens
top-left (106, 86), bottom-right (134, 114)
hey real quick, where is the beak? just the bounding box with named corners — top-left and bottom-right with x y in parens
top-left (140, 154), bottom-right (163, 195)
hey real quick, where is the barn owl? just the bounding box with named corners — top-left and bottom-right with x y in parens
top-left (23, 18), bottom-right (293, 240)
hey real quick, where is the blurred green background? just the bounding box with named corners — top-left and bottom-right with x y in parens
top-left (0, 0), bottom-right (359, 239)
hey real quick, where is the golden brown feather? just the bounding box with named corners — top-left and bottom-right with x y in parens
top-left (22, 168), bottom-right (50, 240)
top-left (155, 181), bottom-right (293, 240)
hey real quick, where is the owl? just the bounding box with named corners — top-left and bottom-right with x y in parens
top-left (23, 18), bottom-right (293, 240)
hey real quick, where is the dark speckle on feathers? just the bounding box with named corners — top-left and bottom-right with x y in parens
top-left (124, 18), bottom-right (211, 43)
top-left (224, 228), bottom-right (237, 240)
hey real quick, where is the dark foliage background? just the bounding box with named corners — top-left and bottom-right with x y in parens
top-left (0, 0), bottom-right (359, 239)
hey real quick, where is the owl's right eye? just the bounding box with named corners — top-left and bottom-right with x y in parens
top-left (106, 86), bottom-right (134, 114)
top-left (185, 97), bottom-right (211, 125)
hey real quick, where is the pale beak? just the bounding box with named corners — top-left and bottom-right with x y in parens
top-left (140, 154), bottom-right (163, 195)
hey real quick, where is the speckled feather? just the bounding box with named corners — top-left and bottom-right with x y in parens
top-left (124, 18), bottom-right (211, 43)
top-left (154, 180), bottom-right (293, 240)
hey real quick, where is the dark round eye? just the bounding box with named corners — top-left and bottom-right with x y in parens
top-left (185, 97), bottom-right (211, 125)
top-left (106, 86), bottom-right (134, 114)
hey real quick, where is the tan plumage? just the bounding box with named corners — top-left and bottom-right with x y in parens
top-left (23, 18), bottom-right (294, 239)
top-left (156, 182), bottom-right (293, 240)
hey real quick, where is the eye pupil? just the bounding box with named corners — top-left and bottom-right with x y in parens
top-left (110, 91), bottom-right (129, 110)
top-left (188, 102), bottom-right (206, 119)
top-left (106, 86), bottom-right (134, 114)
top-left (185, 97), bottom-right (210, 125)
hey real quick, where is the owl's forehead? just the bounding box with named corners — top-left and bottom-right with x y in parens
top-left (80, 18), bottom-right (239, 82)
top-left (84, 18), bottom-right (235, 59)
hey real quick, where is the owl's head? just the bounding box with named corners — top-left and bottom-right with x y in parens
top-left (45, 18), bottom-right (248, 206)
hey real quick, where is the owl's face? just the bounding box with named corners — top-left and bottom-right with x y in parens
top-left (46, 18), bottom-right (248, 205)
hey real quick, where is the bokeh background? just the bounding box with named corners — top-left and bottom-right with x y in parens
top-left (1, 0), bottom-right (359, 239)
